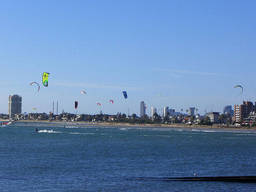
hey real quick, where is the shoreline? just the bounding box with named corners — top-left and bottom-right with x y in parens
top-left (11, 120), bottom-right (256, 132)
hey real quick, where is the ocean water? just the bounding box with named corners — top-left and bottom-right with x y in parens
top-left (1, 123), bottom-right (256, 191)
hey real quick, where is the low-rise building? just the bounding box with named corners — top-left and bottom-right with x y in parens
top-left (206, 112), bottom-right (220, 123)
top-left (188, 107), bottom-right (195, 116)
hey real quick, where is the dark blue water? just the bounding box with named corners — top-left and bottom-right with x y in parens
top-left (1, 124), bottom-right (256, 191)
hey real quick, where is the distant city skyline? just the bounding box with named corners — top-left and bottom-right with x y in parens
top-left (0, 0), bottom-right (256, 114)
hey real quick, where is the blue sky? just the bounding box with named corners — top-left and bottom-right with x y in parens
top-left (0, 0), bottom-right (255, 115)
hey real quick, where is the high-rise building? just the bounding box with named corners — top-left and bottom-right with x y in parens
top-left (163, 107), bottom-right (169, 117)
top-left (223, 105), bottom-right (233, 116)
top-left (151, 107), bottom-right (157, 117)
top-left (243, 101), bottom-right (254, 117)
top-left (234, 101), bottom-right (254, 123)
top-left (140, 101), bottom-right (146, 117)
top-left (234, 105), bottom-right (242, 123)
top-left (8, 95), bottom-right (22, 119)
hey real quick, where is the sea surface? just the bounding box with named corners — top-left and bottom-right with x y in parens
top-left (1, 123), bottom-right (256, 191)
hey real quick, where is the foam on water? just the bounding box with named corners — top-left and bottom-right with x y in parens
top-left (119, 128), bottom-right (129, 131)
top-left (64, 126), bottom-right (80, 129)
top-left (142, 134), bottom-right (172, 138)
top-left (38, 129), bottom-right (61, 134)
top-left (191, 129), bottom-right (218, 133)
top-left (38, 129), bottom-right (97, 135)
top-left (69, 132), bottom-right (95, 135)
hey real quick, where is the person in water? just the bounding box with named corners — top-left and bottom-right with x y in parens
top-left (35, 128), bottom-right (39, 132)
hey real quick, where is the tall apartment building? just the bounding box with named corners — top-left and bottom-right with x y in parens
top-left (150, 107), bottom-right (157, 117)
top-left (140, 101), bottom-right (146, 117)
top-left (234, 101), bottom-right (254, 123)
top-left (234, 105), bottom-right (242, 123)
top-left (8, 95), bottom-right (22, 119)
top-left (163, 107), bottom-right (169, 117)
top-left (243, 101), bottom-right (254, 117)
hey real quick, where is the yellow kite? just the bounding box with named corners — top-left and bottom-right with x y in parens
top-left (42, 72), bottom-right (50, 87)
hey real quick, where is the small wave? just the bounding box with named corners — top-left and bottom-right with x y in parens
top-left (191, 129), bottom-right (201, 132)
top-left (200, 130), bottom-right (217, 133)
top-left (191, 129), bottom-right (217, 133)
top-left (175, 129), bottom-right (185, 132)
top-left (38, 129), bottom-right (61, 134)
top-left (119, 128), bottom-right (129, 131)
top-left (142, 134), bottom-right (171, 138)
top-left (156, 135), bottom-right (172, 138)
top-left (235, 132), bottom-right (256, 136)
top-left (64, 126), bottom-right (79, 128)
top-left (69, 132), bottom-right (95, 135)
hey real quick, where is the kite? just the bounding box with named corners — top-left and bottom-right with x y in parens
top-left (96, 102), bottom-right (101, 106)
top-left (122, 91), bottom-right (128, 99)
top-left (81, 90), bottom-right (86, 95)
top-left (30, 82), bottom-right (40, 92)
top-left (109, 99), bottom-right (114, 104)
top-left (42, 72), bottom-right (50, 87)
top-left (75, 101), bottom-right (78, 109)
top-left (234, 84), bottom-right (243, 94)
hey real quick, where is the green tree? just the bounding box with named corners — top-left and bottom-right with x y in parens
top-left (153, 112), bottom-right (162, 123)
top-left (200, 116), bottom-right (212, 125)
